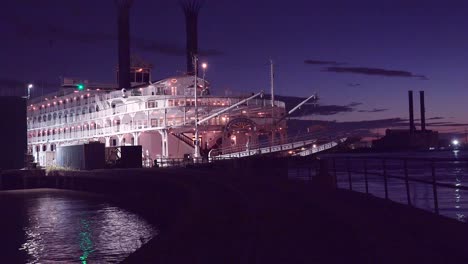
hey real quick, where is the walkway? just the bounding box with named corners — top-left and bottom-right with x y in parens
top-left (122, 164), bottom-right (468, 263)
top-left (211, 136), bottom-right (347, 160)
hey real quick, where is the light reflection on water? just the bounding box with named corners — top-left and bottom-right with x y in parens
top-left (1, 189), bottom-right (157, 263)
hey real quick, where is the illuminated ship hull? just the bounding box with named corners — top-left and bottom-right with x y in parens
top-left (27, 75), bottom-right (287, 167)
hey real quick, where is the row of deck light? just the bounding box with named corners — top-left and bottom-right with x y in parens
top-left (31, 93), bottom-right (92, 110)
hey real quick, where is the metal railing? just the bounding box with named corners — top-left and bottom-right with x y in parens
top-left (154, 157), bottom-right (213, 168)
top-left (212, 133), bottom-right (316, 156)
top-left (321, 156), bottom-right (468, 218)
top-left (213, 131), bottom-right (349, 157)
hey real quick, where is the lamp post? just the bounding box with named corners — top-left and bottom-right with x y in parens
top-left (193, 55), bottom-right (200, 161)
top-left (27, 84), bottom-right (33, 99)
top-left (201, 62), bottom-right (207, 94)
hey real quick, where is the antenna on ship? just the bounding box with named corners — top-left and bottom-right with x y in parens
top-left (180, 0), bottom-right (204, 76)
top-left (270, 59), bottom-right (275, 107)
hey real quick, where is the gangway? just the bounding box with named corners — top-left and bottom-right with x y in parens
top-left (295, 138), bottom-right (347, 156)
top-left (210, 136), bottom-right (347, 160)
top-left (209, 134), bottom-right (316, 160)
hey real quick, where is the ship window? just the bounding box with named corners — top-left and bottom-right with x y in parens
top-left (168, 100), bottom-right (174, 107)
top-left (147, 100), bottom-right (156, 108)
top-left (157, 87), bottom-right (164, 95)
top-left (42, 145), bottom-right (46, 151)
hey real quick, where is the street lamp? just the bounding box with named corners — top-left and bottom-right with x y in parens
top-left (193, 55), bottom-right (200, 161)
top-left (201, 62), bottom-right (207, 94)
top-left (27, 84), bottom-right (33, 99)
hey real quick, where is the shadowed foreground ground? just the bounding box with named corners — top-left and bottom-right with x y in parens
top-left (3, 162), bottom-right (467, 263)
top-left (122, 168), bottom-right (468, 264)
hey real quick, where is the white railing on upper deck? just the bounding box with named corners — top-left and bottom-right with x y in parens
top-left (27, 96), bottom-right (285, 130)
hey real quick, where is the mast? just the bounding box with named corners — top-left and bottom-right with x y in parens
top-left (193, 55), bottom-right (200, 160)
top-left (270, 59), bottom-right (275, 144)
top-left (270, 59), bottom-right (275, 107)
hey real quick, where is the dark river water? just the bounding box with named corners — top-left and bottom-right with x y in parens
top-left (0, 189), bottom-right (157, 263)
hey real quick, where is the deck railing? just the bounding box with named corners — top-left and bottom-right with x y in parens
top-left (291, 155), bottom-right (468, 221)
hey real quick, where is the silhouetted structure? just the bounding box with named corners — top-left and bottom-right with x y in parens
top-left (180, 0), bottom-right (203, 75)
top-left (0, 96), bottom-right (26, 170)
top-left (373, 91), bottom-right (438, 150)
top-left (115, 0), bottom-right (133, 90)
top-left (420, 90), bottom-right (426, 131)
top-left (408, 90), bottom-right (415, 133)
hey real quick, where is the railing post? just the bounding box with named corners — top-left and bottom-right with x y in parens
top-left (382, 159), bottom-right (388, 200)
top-left (404, 159), bottom-right (412, 206)
top-left (317, 158), bottom-right (335, 189)
top-left (347, 158), bottom-right (352, 190)
top-left (333, 158), bottom-right (337, 189)
top-left (364, 160), bottom-right (369, 194)
top-left (431, 160), bottom-right (439, 215)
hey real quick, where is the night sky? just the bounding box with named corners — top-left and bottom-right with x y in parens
top-left (2, 0), bottom-right (468, 139)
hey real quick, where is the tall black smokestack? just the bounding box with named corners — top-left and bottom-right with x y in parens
top-left (116, 0), bottom-right (133, 90)
top-left (408, 90), bottom-right (415, 133)
top-left (181, 0), bottom-right (203, 75)
top-left (420, 90), bottom-right (426, 132)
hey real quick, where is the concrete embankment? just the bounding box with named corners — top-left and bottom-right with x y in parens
top-left (2, 157), bottom-right (468, 263)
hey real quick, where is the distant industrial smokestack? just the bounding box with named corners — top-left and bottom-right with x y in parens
top-left (420, 90), bottom-right (426, 132)
top-left (408, 90), bottom-right (415, 133)
top-left (181, 0), bottom-right (203, 75)
top-left (115, 0), bottom-right (133, 90)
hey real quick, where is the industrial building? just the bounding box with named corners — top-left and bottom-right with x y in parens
top-left (373, 91), bottom-right (439, 150)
